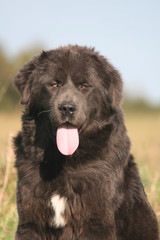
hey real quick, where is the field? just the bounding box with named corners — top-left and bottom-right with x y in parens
top-left (0, 110), bottom-right (160, 239)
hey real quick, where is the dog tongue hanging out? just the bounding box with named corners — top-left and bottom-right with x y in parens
top-left (56, 124), bottom-right (79, 155)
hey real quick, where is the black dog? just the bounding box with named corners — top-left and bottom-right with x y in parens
top-left (14, 45), bottom-right (159, 239)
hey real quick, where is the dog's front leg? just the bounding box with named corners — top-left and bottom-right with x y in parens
top-left (78, 221), bottom-right (117, 240)
top-left (15, 224), bottom-right (50, 240)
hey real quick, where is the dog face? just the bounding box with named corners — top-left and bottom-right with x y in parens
top-left (14, 45), bottom-right (122, 139)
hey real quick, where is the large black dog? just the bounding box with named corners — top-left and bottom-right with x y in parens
top-left (14, 45), bottom-right (159, 239)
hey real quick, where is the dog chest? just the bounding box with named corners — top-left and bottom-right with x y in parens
top-left (50, 194), bottom-right (68, 228)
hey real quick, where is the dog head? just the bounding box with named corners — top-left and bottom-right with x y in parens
top-left (14, 45), bottom-right (123, 155)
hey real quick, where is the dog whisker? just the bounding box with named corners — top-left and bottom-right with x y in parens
top-left (38, 110), bottom-right (51, 117)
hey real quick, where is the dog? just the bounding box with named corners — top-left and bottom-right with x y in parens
top-left (14, 45), bottom-right (159, 239)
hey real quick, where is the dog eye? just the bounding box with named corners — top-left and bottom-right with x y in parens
top-left (79, 83), bottom-right (90, 91)
top-left (48, 81), bottom-right (59, 88)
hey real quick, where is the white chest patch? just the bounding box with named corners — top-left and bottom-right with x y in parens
top-left (50, 194), bottom-right (67, 228)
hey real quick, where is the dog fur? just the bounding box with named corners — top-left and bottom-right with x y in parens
top-left (14, 45), bottom-right (159, 239)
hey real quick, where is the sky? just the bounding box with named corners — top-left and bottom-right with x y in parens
top-left (1, 0), bottom-right (160, 105)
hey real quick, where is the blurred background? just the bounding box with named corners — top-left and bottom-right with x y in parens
top-left (0, 0), bottom-right (160, 238)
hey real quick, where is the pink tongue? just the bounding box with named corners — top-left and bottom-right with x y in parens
top-left (56, 125), bottom-right (79, 156)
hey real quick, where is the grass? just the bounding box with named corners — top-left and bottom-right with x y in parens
top-left (0, 110), bottom-right (160, 238)
top-left (0, 112), bottom-right (21, 240)
top-left (125, 112), bottom-right (160, 217)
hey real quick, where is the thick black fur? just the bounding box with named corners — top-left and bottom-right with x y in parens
top-left (14, 45), bottom-right (159, 239)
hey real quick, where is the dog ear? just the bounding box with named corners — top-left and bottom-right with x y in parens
top-left (14, 51), bottom-right (49, 105)
top-left (14, 61), bottom-right (35, 105)
top-left (90, 52), bottom-right (123, 109)
top-left (108, 69), bottom-right (123, 108)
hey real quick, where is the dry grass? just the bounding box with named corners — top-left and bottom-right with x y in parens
top-left (0, 110), bottom-right (160, 238)
top-left (125, 112), bottom-right (160, 219)
top-left (0, 112), bottom-right (21, 240)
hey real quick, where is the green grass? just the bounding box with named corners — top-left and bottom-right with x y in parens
top-left (0, 110), bottom-right (160, 238)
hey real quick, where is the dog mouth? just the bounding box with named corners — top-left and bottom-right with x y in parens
top-left (38, 110), bottom-right (86, 155)
top-left (56, 123), bottom-right (83, 156)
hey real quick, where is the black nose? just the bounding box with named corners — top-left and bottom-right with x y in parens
top-left (58, 102), bottom-right (76, 116)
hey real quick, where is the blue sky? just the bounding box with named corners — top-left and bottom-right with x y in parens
top-left (1, 0), bottom-right (160, 105)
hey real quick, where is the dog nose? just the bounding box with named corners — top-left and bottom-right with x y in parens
top-left (58, 102), bottom-right (76, 116)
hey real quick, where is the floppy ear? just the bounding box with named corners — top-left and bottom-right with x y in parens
top-left (108, 69), bottom-right (123, 108)
top-left (90, 51), bottom-right (123, 109)
top-left (14, 51), bottom-right (50, 105)
top-left (14, 61), bottom-right (35, 105)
